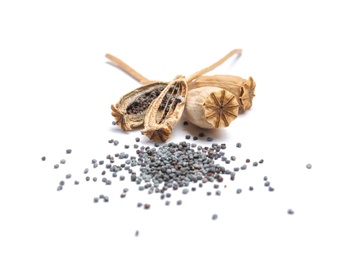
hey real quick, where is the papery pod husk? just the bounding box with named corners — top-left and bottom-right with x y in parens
top-left (142, 75), bottom-right (187, 142)
top-left (111, 81), bottom-right (168, 131)
top-left (184, 87), bottom-right (239, 129)
top-left (189, 75), bottom-right (256, 113)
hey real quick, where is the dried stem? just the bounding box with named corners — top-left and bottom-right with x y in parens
top-left (186, 49), bottom-right (242, 83)
top-left (105, 54), bottom-right (152, 84)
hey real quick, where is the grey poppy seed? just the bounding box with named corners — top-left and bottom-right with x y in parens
top-left (236, 188), bottom-right (242, 194)
top-left (120, 193), bottom-right (126, 198)
top-left (93, 163), bottom-right (98, 168)
top-left (59, 180), bottom-right (65, 186)
top-left (215, 190), bottom-right (221, 196)
top-left (269, 187), bottom-right (274, 192)
top-left (74, 181), bottom-right (79, 185)
top-left (66, 149), bottom-right (72, 154)
top-left (125, 145), bottom-right (130, 149)
top-left (182, 188), bottom-right (189, 195)
top-left (135, 230), bottom-right (139, 237)
top-left (306, 164), bottom-right (312, 169)
top-left (176, 200), bottom-right (182, 205)
top-left (101, 170), bottom-right (106, 175)
top-left (288, 209), bottom-right (294, 215)
top-left (137, 202), bottom-right (143, 207)
top-left (112, 121), bottom-right (116, 125)
top-left (236, 143), bottom-right (242, 148)
top-left (207, 191), bottom-right (211, 196)
top-left (103, 196), bottom-right (109, 202)
top-left (108, 139), bottom-right (114, 143)
top-left (263, 176), bottom-right (268, 181)
top-left (99, 160), bottom-right (104, 165)
top-left (241, 165), bottom-right (247, 170)
top-left (246, 159), bottom-right (250, 163)
top-left (93, 197), bottom-right (99, 203)
top-left (113, 140), bottom-right (119, 146)
top-left (66, 174), bottom-right (72, 179)
top-left (212, 214), bottom-right (218, 220)
top-left (93, 177), bottom-right (97, 182)
top-left (134, 144), bottom-right (139, 149)
top-left (102, 177), bottom-right (107, 182)
top-left (185, 135), bottom-right (191, 140)
top-left (139, 186), bottom-right (144, 191)
top-left (86, 176), bottom-right (90, 181)
top-left (234, 167), bottom-right (239, 172)
top-left (259, 159), bottom-right (264, 164)
top-left (112, 173), bottom-right (117, 178)
top-left (198, 132), bottom-right (205, 137)
top-left (99, 194), bottom-right (105, 199)
top-left (144, 203), bottom-right (151, 209)
top-left (91, 159), bottom-right (97, 164)
top-left (54, 164), bottom-right (59, 169)
top-left (253, 162), bottom-right (258, 167)
top-left (231, 156), bottom-right (236, 161)
top-left (225, 160), bottom-right (230, 164)
top-left (207, 137), bottom-right (213, 141)
top-left (249, 186), bottom-right (254, 191)
top-left (57, 186), bottom-right (63, 191)
top-left (135, 137), bottom-right (140, 142)
top-left (41, 156), bottom-right (46, 161)
top-left (106, 180), bottom-right (112, 185)
top-left (160, 194), bottom-right (165, 200)
top-left (60, 159), bottom-right (66, 164)
top-left (165, 201), bottom-right (170, 206)
top-left (193, 136), bottom-right (198, 141)
top-left (264, 181), bottom-right (270, 187)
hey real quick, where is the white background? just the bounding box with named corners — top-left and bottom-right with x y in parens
top-left (1, 1), bottom-right (348, 259)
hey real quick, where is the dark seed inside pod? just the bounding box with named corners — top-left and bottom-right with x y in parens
top-left (126, 87), bottom-right (164, 115)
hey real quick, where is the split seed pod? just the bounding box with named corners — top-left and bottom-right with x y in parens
top-left (189, 75), bottom-right (256, 113)
top-left (141, 75), bottom-right (187, 142)
top-left (184, 87), bottom-right (239, 129)
top-left (111, 82), bottom-right (167, 130)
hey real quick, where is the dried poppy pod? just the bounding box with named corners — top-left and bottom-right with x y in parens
top-left (184, 87), bottom-right (239, 129)
top-left (111, 82), bottom-right (168, 131)
top-left (141, 75), bottom-right (187, 142)
top-left (189, 75), bottom-right (256, 113)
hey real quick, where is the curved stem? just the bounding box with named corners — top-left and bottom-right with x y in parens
top-left (105, 54), bottom-right (152, 84)
top-left (186, 49), bottom-right (242, 83)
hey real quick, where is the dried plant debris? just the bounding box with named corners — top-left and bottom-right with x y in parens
top-left (106, 49), bottom-right (248, 139)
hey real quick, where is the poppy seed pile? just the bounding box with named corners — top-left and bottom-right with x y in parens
top-left (43, 124), bottom-right (309, 222)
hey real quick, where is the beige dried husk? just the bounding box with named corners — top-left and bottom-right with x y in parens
top-left (189, 75), bottom-right (256, 113)
top-left (184, 87), bottom-right (239, 129)
top-left (106, 49), bottom-right (246, 141)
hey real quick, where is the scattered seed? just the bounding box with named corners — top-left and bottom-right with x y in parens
top-left (182, 188), bottom-right (189, 195)
top-left (59, 180), bottom-right (65, 186)
top-left (215, 190), bottom-right (221, 196)
top-left (231, 156), bottom-right (236, 161)
top-left (57, 186), bottom-right (63, 191)
top-left (193, 136), bottom-right (198, 141)
top-left (185, 135), bottom-right (191, 140)
top-left (112, 121), bottom-right (116, 125)
top-left (176, 200), bottom-right (182, 205)
top-left (212, 214), bottom-right (218, 220)
top-left (288, 209), bottom-right (294, 215)
top-left (263, 176), bottom-right (268, 181)
top-left (54, 164), bottom-right (59, 169)
top-left (135, 230), bottom-right (139, 237)
top-left (113, 140), bottom-right (119, 146)
top-left (106, 180), bottom-right (112, 185)
top-left (198, 132), bottom-right (205, 137)
top-left (93, 163), bottom-right (98, 168)
top-left (246, 159), bottom-right (250, 163)
top-left (269, 187), bottom-right (274, 192)
top-left (66, 174), bottom-right (72, 179)
top-left (125, 145), bottom-right (130, 149)
top-left (236, 188), bottom-right (242, 194)
top-left (207, 137), bottom-right (213, 141)
top-left (165, 201), bottom-right (170, 206)
top-left (236, 143), bottom-right (242, 148)
top-left (91, 159), bottom-right (97, 164)
top-left (144, 203), bottom-right (151, 209)
top-left (66, 149), bottom-right (72, 154)
top-left (60, 159), bottom-right (66, 164)
top-left (306, 164), bottom-right (312, 169)
top-left (108, 139), bottom-right (114, 143)
top-left (137, 202), bottom-right (143, 208)
top-left (135, 137), bottom-right (140, 142)
top-left (253, 162), bottom-right (258, 167)
top-left (86, 176), bottom-right (90, 181)
top-left (84, 168), bottom-right (89, 174)
top-left (120, 175), bottom-right (125, 181)
top-left (93, 177), bottom-right (97, 182)
top-left (41, 156), bottom-right (46, 161)
top-left (93, 197), bottom-right (99, 203)
top-left (264, 181), bottom-right (270, 187)
top-left (259, 159), bottom-right (264, 164)
top-left (120, 193), bottom-right (126, 198)
top-left (74, 181), bottom-right (79, 185)
top-left (103, 196), bottom-right (109, 202)
top-left (249, 186), bottom-right (254, 191)
top-left (207, 191), bottom-right (212, 196)
top-left (241, 164), bottom-right (247, 170)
